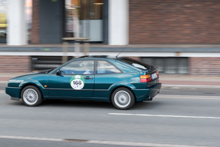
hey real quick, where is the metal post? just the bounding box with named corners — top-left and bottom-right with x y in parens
top-left (84, 42), bottom-right (89, 55)
top-left (62, 41), bottom-right (68, 64)
top-left (72, 5), bottom-right (80, 57)
top-left (62, 37), bottom-right (89, 59)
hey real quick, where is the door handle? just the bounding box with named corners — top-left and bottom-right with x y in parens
top-left (84, 76), bottom-right (93, 80)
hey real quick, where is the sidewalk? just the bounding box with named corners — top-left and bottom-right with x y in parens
top-left (160, 75), bottom-right (220, 89)
top-left (0, 73), bottom-right (220, 89)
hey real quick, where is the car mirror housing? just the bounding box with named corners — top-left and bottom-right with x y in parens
top-left (56, 70), bottom-right (61, 76)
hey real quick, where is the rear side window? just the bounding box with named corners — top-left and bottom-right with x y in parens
top-left (120, 58), bottom-right (151, 70)
top-left (96, 61), bottom-right (121, 74)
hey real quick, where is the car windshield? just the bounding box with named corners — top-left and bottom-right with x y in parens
top-left (119, 57), bottom-right (151, 70)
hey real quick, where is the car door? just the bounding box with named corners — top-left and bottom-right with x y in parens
top-left (93, 60), bottom-right (122, 100)
top-left (47, 60), bottom-right (95, 99)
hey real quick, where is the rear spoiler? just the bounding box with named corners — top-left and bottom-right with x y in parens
top-left (146, 66), bottom-right (158, 74)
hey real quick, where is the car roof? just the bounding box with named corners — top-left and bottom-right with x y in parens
top-left (71, 56), bottom-right (117, 61)
top-left (79, 55), bottom-right (115, 59)
top-left (76, 55), bottom-right (131, 61)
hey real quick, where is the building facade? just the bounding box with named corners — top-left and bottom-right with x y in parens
top-left (0, 0), bottom-right (220, 75)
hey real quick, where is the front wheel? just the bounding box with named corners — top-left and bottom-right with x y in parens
top-left (111, 88), bottom-right (135, 110)
top-left (21, 85), bottom-right (42, 106)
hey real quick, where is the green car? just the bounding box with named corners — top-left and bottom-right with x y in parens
top-left (5, 56), bottom-right (161, 110)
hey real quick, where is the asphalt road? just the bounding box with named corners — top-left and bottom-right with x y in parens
top-left (0, 85), bottom-right (220, 147)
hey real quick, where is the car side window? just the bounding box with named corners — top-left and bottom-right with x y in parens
top-left (96, 61), bottom-right (121, 74)
top-left (60, 60), bottom-right (94, 75)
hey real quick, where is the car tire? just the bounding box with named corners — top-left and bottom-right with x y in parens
top-left (21, 85), bottom-right (42, 106)
top-left (111, 87), bottom-right (135, 110)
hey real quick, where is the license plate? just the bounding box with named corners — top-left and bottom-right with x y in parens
top-left (151, 73), bottom-right (157, 80)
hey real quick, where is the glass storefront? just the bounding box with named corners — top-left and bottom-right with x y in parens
top-left (1, 0), bottom-right (104, 43)
top-left (65, 0), bottom-right (104, 42)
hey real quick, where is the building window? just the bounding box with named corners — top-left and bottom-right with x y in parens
top-left (141, 57), bottom-right (189, 74)
top-left (65, 0), bottom-right (104, 42)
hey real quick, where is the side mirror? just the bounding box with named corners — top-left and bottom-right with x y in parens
top-left (56, 70), bottom-right (61, 75)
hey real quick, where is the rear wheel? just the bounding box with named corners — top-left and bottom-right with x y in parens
top-left (21, 85), bottom-right (42, 106)
top-left (111, 87), bottom-right (135, 110)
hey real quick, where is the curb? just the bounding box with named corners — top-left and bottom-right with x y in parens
top-left (0, 135), bottom-right (209, 147)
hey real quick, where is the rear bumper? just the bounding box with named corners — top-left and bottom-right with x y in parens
top-left (146, 83), bottom-right (162, 101)
top-left (133, 83), bottom-right (162, 102)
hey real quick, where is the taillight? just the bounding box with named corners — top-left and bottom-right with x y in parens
top-left (156, 71), bottom-right (159, 78)
top-left (140, 75), bottom-right (152, 83)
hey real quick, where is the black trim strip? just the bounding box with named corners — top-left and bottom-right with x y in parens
top-left (94, 89), bottom-right (109, 92)
top-left (46, 88), bottom-right (109, 92)
top-left (46, 88), bottom-right (94, 91)
top-left (11, 97), bottom-right (20, 100)
top-left (7, 87), bottom-right (20, 89)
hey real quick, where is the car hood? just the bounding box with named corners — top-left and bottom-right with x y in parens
top-left (10, 69), bottom-right (52, 80)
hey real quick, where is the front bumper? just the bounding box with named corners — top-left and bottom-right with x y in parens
top-left (5, 87), bottom-right (21, 99)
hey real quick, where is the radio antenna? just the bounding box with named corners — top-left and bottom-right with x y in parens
top-left (116, 45), bottom-right (128, 59)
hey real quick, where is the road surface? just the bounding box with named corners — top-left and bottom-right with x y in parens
top-left (0, 85), bottom-right (220, 147)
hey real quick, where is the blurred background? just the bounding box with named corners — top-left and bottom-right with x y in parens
top-left (1, 1), bottom-right (220, 147)
top-left (0, 0), bottom-right (219, 75)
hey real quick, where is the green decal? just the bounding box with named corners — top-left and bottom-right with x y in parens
top-left (70, 75), bottom-right (85, 90)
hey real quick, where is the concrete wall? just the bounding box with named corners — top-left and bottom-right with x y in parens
top-left (7, 0), bottom-right (27, 45)
top-left (129, 0), bottom-right (220, 44)
top-left (109, 0), bottom-right (128, 45)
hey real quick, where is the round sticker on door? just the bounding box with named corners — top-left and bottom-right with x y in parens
top-left (70, 75), bottom-right (85, 90)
